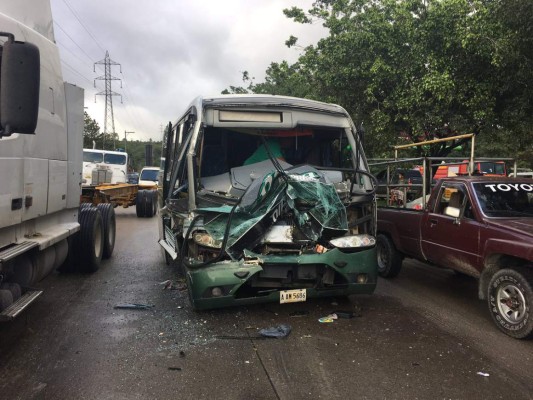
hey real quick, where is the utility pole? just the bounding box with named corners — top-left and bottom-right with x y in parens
top-left (94, 51), bottom-right (122, 150)
top-left (124, 130), bottom-right (134, 153)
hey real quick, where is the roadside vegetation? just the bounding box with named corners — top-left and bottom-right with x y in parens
top-left (223, 0), bottom-right (532, 167)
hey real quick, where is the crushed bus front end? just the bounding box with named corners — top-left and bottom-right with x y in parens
top-left (159, 95), bottom-right (378, 310)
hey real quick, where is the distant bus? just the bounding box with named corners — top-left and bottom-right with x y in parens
top-left (82, 149), bottom-right (128, 185)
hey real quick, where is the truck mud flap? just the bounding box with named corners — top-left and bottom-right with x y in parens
top-left (0, 290), bottom-right (43, 321)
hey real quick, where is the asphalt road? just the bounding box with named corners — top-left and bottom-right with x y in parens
top-left (0, 208), bottom-right (531, 400)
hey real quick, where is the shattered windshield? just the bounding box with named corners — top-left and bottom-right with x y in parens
top-left (198, 127), bottom-right (362, 198)
top-left (473, 182), bottom-right (533, 217)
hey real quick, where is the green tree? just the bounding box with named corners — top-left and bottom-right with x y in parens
top-left (83, 112), bottom-right (121, 151)
top-left (83, 111), bottom-right (101, 149)
top-left (230, 0), bottom-right (532, 167)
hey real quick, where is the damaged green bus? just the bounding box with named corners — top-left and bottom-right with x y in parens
top-left (158, 95), bottom-right (378, 310)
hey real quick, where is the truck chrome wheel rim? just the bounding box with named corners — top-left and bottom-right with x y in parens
top-left (497, 283), bottom-right (526, 324)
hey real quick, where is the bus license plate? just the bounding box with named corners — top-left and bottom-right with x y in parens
top-left (280, 289), bottom-right (307, 304)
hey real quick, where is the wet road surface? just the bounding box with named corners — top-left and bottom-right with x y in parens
top-left (0, 208), bottom-right (531, 399)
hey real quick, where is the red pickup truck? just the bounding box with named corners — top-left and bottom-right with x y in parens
top-left (377, 176), bottom-right (533, 339)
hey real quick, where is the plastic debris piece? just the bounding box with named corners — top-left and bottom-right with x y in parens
top-left (168, 367), bottom-right (182, 371)
top-left (318, 313), bottom-right (338, 323)
top-left (259, 324), bottom-right (292, 338)
top-left (477, 372), bottom-right (490, 377)
top-left (215, 335), bottom-right (266, 340)
top-left (114, 303), bottom-right (154, 310)
top-left (160, 280), bottom-right (173, 290)
top-left (334, 310), bottom-right (354, 319)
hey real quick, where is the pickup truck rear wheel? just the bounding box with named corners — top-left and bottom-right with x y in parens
top-left (376, 234), bottom-right (403, 278)
top-left (488, 268), bottom-right (533, 339)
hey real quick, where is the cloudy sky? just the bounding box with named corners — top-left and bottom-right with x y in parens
top-left (48, 0), bottom-right (326, 143)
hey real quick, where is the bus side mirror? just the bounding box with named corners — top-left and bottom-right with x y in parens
top-left (0, 33), bottom-right (40, 137)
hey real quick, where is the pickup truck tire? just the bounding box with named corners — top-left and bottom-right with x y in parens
top-left (97, 203), bottom-right (116, 259)
top-left (78, 207), bottom-right (104, 273)
top-left (376, 234), bottom-right (403, 278)
top-left (488, 268), bottom-right (533, 339)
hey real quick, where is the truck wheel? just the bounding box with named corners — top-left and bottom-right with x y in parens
top-left (97, 203), bottom-right (116, 259)
top-left (0, 290), bottom-right (13, 311)
top-left (488, 268), bottom-right (533, 339)
top-left (151, 190), bottom-right (158, 217)
top-left (78, 207), bottom-right (104, 273)
top-left (144, 190), bottom-right (156, 218)
top-left (80, 202), bottom-right (93, 210)
top-left (376, 234), bottom-right (403, 278)
top-left (57, 234), bottom-right (80, 273)
top-left (1, 283), bottom-right (21, 302)
top-left (136, 190), bottom-right (146, 218)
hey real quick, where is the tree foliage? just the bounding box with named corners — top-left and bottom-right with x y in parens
top-left (226, 0), bottom-right (532, 167)
top-left (83, 111), bottom-right (119, 151)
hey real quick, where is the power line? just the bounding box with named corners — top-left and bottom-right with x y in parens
top-left (61, 0), bottom-right (106, 54)
top-left (61, 59), bottom-right (93, 85)
top-left (54, 21), bottom-right (103, 73)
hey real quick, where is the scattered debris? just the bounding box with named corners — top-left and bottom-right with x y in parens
top-left (114, 303), bottom-right (154, 310)
top-left (289, 310), bottom-right (309, 317)
top-left (179, 351), bottom-right (186, 358)
top-left (215, 335), bottom-right (267, 340)
top-left (160, 280), bottom-right (188, 291)
top-left (301, 334), bottom-right (312, 338)
top-left (477, 372), bottom-right (490, 377)
top-left (245, 360), bottom-right (250, 364)
top-left (334, 310), bottom-right (355, 319)
top-left (168, 367), bottom-right (182, 371)
top-left (318, 313), bottom-right (338, 323)
top-left (160, 280), bottom-right (173, 290)
top-left (259, 324), bottom-right (292, 338)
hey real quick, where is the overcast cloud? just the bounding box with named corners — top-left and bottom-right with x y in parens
top-left (49, 0), bottom-right (325, 143)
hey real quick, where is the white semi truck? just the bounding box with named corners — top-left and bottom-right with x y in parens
top-left (0, 1), bottom-right (115, 319)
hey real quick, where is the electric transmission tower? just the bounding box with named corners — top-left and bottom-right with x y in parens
top-left (94, 51), bottom-right (122, 150)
